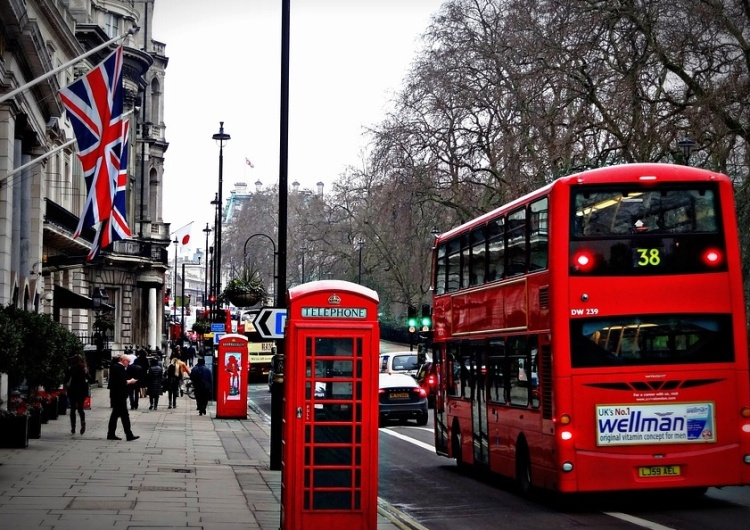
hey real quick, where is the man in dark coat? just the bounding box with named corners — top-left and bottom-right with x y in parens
top-left (107, 354), bottom-right (140, 441)
top-left (189, 357), bottom-right (213, 416)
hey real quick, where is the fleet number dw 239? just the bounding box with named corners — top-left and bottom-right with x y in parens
top-left (571, 308), bottom-right (599, 316)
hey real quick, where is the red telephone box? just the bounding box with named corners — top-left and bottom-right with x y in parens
top-left (216, 334), bottom-right (248, 419)
top-left (281, 280), bottom-right (380, 530)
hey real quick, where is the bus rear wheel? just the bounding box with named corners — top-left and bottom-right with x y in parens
top-left (452, 422), bottom-right (467, 471)
top-left (515, 440), bottom-right (532, 496)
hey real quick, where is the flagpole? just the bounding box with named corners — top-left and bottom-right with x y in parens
top-left (0, 26), bottom-right (140, 106)
top-left (0, 138), bottom-right (75, 183)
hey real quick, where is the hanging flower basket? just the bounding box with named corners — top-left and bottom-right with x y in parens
top-left (221, 272), bottom-right (267, 308)
top-left (227, 291), bottom-right (263, 307)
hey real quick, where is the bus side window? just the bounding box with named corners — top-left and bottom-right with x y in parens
top-left (487, 217), bottom-right (505, 281)
top-left (446, 347), bottom-right (459, 396)
top-left (470, 227), bottom-right (486, 286)
top-left (460, 356), bottom-right (472, 399)
top-left (508, 336), bottom-right (529, 406)
top-left (488, 339), bottom-right (506, 403)
top-left (506, 208), bottom-right (527, 276)
top-left (529, 198), bottom-right (548, 271)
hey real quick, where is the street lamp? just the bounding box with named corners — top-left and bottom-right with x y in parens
top-left (300, 240), bottom-right (308, 284)
top-left (212, 122), bottom-right (230, 312)
top-left (677, 136), bottom-right (696, 166)
top-left (356, 237), bottom-right (365, 284)
top-left (243, 233), bottom-right (277, 305)
top-left (202, 223), bottom-right (212, 306)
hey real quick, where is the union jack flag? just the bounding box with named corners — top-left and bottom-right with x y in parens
top-left (87, 121), bottom-right (132, 261)
top-left (59, 46), bottom-right (130, 260)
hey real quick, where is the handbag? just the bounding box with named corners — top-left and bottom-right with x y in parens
top-left (83, 396), bottom-right (91, 410)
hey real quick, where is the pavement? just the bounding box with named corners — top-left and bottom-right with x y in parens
top-left (0, 384), bottom-right (415, 530)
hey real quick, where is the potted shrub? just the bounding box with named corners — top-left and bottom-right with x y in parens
top-left (0, 397), bottom-right (29, 448)
top-left (221, 271), bottom-right (268, 307)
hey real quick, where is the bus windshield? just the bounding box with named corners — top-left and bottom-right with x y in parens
top-left (569, 185), bottom-right (726, 276)
top-left (572, 185), bottom-right (718, 236)
top-left (571, 314), bottom-right (734, 368)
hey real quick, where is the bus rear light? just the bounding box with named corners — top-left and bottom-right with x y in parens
top-left (572, 251), bottom-right (595, 272)
top-left (562, 462), bottom-right (574, 472)
top-left (702, 248), bottom-right (723, 267)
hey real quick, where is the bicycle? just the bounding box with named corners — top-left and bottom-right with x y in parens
top-left (182, 379), bottom-right (195, 400)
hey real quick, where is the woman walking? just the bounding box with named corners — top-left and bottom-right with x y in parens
top-left (147, 357), bottom-right (164, 410)
top-left (67, 354), bottom-right (89, 435)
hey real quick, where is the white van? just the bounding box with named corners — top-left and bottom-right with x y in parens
top-left (378, 351), bottom-right (422, 378)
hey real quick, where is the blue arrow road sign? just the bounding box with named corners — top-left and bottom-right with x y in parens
top-left (253, 308), bottom-right (287, 339)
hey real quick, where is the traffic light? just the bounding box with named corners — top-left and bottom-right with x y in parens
top-left (407, 305), bottom-right (417, 330)
top-left (420, 304), bottom-right (431, 330)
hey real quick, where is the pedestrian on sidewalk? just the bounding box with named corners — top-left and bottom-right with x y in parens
top-left (189, 357), bottom-right (212, 415)
top-left (135, 347), bottom-right (150, 398)
top-left (146, 357), bottom-right (163, 410)
top-left (66, 354), bottom-right (89, 435)
top-left (166, 352), bottom-right (190, 409)
top-left (107, 353), bottom-right (140, 441)
top-left (126, 354), bottom-right (142, 410)
top-left (185, 343), bottom-right (196, 367)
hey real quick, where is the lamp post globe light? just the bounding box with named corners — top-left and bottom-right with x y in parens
top-left (677, 136), bottom-right (696, 166)
top-left (212, 122), bottom-right (230, 312)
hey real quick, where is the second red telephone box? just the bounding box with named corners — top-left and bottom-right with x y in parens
top-left (216, 334), bottom-right (248, 419)
top-left (281, 280), bottom-right (380, 530)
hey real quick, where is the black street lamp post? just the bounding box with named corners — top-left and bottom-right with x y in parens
top-left (202, 223), bottom-right (212, 306)
top-left (212, 122), bottom-right (230, 312)
top-left (243, 233), bottom-right (277, 305)
top-left (356, 237), bottom-right (365, 284)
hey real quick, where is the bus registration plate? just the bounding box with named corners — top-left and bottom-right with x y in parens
top-left (638, 465), bottom-right (680, 478)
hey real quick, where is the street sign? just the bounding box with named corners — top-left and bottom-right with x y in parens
top-left (253, 308), bottom-right (287, 339)
top-left (211, 323), bottom-right (226, 333)
top-left (240, 309), bottom-right (260, 333)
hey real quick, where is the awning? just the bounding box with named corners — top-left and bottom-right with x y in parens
top-left (52, 285), bottom-right (114, 322)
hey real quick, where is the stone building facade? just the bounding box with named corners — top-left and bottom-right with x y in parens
top-left (0, 0), bottom-right (170, 357)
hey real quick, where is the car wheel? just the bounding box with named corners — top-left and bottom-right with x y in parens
top-left (417, 412), bottom-right (428, 426)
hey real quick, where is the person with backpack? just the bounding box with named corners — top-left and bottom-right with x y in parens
top-left (166, 352), bottom-right (190, 409)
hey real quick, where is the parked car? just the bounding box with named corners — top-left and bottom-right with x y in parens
top-left (378, 351), bottom-right (422, 377)
top-left (378, 372), bottom-right (429, 426)
top-left (416, 361), bottom-right (437, 408)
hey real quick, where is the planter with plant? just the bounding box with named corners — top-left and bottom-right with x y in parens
top-left (221, 271), bottom-right (268, 307)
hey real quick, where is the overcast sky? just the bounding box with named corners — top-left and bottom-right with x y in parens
top-left (152, 0), bottom-right (444, 255)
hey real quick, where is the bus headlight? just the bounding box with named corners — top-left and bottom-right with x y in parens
top-left (562, 462), bottom-right (574, 472)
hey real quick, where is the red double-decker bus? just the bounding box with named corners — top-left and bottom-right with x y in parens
top-left (430, 163), bottom-right (750, 494)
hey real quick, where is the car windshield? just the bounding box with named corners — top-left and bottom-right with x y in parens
top-left (392, 354), bottom-right (419, 371)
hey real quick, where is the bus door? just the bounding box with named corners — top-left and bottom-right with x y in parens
top-left (470, 342), bottom-right (490, 467)
top-left (433, 345), bottom-right (449, 456)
